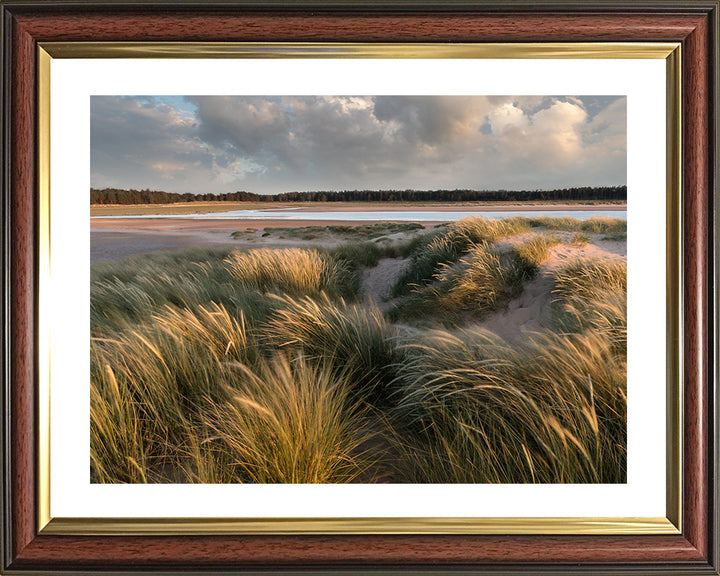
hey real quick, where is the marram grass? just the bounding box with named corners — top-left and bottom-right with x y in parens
top-left (91, 218), bottom-right (627, 484)
top-left (91, 303), bottom-right (379, 483)
top-left (389, 325), bottom-right (626, 483)
top-left (190, 354), bottom-right (379, 483)
top-left (391, 234), bottom-right (559, 322)
top-left (263, 293), bottom-right (401, 404)
top-left (225, 247), bottom-right (353, 298)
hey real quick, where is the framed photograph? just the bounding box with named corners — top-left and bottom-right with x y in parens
top-left (1, 1), bottom-right (717, 574)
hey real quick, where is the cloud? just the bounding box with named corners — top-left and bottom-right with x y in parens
top-left (487, 102), bottom-right (529, 134)
top-left (91, 95), bottom-right (626, 194)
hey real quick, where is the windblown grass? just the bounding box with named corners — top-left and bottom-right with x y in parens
top-left (436, 243), bottom-right (526, 314)
top-left (389, 326), bottom-right (626, 483)
top-left (392, 217), bottom-right (530, 296)
top-left (91, 216), bottom-right (627, 485)
top-left (324, 236), bottom-right (423, 270)
top-left (91, 302), bottom-right (260, 482)
top-left (511, 234), bottom-right (561, 277)
top-left (392, 234), bottom-right (557, 322)
top-left (225, 248), bottom-right (354, 298)
top-left (553, 259), bottom-right (627, 302)
top-left (189, 354), bottom-right (379, 483)
top-left (264, 294), bottom-right (401, 404)
top-left (570, 232), bottom-right (591, 245)
top-left (91, 247), bottom-right (277, 335)
top-left (552, 259), bottom-right (628, 351)
top-left (602, 232), bottom-right (627, 242)
top-left (525, 215), bottom-right (626, 234)
top-left (91, 301), bottom-right (379, 483)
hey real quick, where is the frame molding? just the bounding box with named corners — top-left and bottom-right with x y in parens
top-left (1, 1), bottom-right (717, 574)
top-left (33, 41), bottom-right (683, 540)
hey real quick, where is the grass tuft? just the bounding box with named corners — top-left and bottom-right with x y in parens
top-left (392, 217), bottom-right (530, 296)
top-left (263, 294), bottom-right (401, 403)
top-left (388, 326), bottom-right (626, 483)
top-left (225, 248), bottom-right (354, 298)
top-left (189, 354), bottom-right (380, 483)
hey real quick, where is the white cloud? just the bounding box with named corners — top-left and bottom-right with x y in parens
top-left (91, 95), bottom-right (626, 194)
top-left (488, 103), bottom-right (529, 134)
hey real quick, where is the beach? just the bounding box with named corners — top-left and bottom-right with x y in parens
top-left (91, 203), bottom-right (625, 262)
top-left (91, 211), bottom-right (628, 484)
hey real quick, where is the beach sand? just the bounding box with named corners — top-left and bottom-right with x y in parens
top-left (91, 204), bottom-right (625, 262)
top-left (477, 233), bottom-right (626, 342)
top-left (353, 229), bottom-right (627, 337)
top-left (91, 219), bottom-right (435, 262)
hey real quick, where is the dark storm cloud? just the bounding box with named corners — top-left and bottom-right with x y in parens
top-left (91, 95), bottom-right (627, 194)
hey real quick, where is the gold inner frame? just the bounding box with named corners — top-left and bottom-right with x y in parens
top-left (36, 42), bottom-right (682, 536)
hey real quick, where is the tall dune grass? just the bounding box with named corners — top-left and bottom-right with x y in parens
top-left (91, 220), bottom-right (627, 485)
top-left (225, 248), bottom-right (353, 298)
top-left (389, 326), bottom-right (626, 483)
top-left (388, 253), bottom-right (627, 483)
top-left (552, 259), bottom-right (627, 351)
top-left (324, 237), bottom-right (422, 269)
top-left (90, 303), bottom-right (260, 482)
top-left (91, 301), bottom-right (379, 483)
top-left (264, 294), bottom-right (401, 403)
top-left (525, 215), bottom-right (626, 234)
top-left (91, 247), bottom-right (276, 335)
top-left (393, 217), bottom-right (530, 296)
top-left (512, 234), bottom-right (560, 275)
top-left (437, 243), bottom-right (524, 314)
top-left (392, 234), bottom-right (557, 322)
top-left (553, 258), bottom-right (627, 302)
top-left (191, 354), bottom-right (379, 483)
top-left (391, 215), bottom-right (625, 298)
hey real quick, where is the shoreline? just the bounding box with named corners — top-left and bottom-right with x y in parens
top-left (91, 203), bottom-right (626, 231)
top-left (91, 207), bottom-right (627, 263)
top-left (91, 202), bottom-right (626, 218)
top-left (91, 218), bottom-right (446, 231)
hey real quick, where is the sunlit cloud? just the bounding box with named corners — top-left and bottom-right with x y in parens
top-left (91, 95), bottom-right (626, 194)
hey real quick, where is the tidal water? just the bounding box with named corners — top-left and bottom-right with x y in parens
top-left (93, 208), bottom-right (627, 222)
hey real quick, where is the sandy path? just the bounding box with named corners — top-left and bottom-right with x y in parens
top-left (360, 258), bottom-right (410, 310)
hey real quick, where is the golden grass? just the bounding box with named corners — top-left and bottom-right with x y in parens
top-left (225, 248), bottom-right (352, 298)
top-left (91, 302), bottom-right (379, 483)
top-left (192, 354), bottom-right (378, 483)
top-left (389, 322), bottom-right (626, 483)
top-left (90, 218), bottom-right (627, 485)
top-left (263, 294), bottom-right (400, 403)
top-left (553, 259), bottom-right (627, 302)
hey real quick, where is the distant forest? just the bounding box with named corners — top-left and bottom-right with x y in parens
top-left (90, 186), bottom-right (627, 205)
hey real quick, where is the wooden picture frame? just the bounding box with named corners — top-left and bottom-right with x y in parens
top-left (1, 1), bottom-right (717, 573)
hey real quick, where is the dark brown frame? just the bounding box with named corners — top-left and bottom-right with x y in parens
top-left (1, 1), bottom-right (717, 574)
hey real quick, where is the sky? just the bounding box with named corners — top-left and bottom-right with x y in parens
top-left (90, 95), bottom-right (626, 195)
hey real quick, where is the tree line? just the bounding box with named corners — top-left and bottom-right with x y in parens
top-left (91, 186), bottom-right (627, 205)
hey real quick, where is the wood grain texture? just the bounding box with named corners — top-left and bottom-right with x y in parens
top-left (3, 4), bottom-right (716, 573)
top-left (13, 12), bottom-right (703, 42)
top-left (9, 534), bottom-right (706, 568)
top-left (10, 16), bottom-right (37, 561)
top-left (681, 11), bottom-right (710, 560)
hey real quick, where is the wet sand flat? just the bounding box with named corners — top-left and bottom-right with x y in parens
top-left (91, 219), bottom-right (438, 262)
top-left (92, 218), bottom-right (436, 262)
top-left (91, 204), bottom-right (626, 263)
